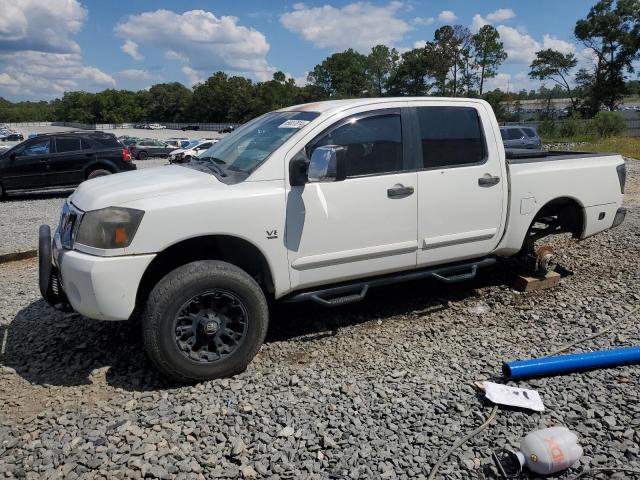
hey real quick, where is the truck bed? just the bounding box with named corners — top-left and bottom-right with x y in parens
top-left (506, 149), bottom-right (619, 164)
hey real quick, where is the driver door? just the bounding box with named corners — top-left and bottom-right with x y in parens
top-left (2, 139), bottom-right (52, 189)
top-left (285, 105), bottom-right (418, 291)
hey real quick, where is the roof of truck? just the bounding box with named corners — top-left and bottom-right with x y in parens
top-left (278, 97), bottom-right (488, 114)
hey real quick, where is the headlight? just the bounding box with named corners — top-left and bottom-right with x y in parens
top-left (75, 207), bottom-right (144, 249)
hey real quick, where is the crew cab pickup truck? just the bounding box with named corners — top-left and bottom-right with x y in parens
top-left (38, 98), bottom-right (626, 382)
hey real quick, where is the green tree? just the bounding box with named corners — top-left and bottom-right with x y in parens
top-left (472, 25), bottom-right (507, 95)
top-left (146, 83), bottom-right (192, 122)
top-left (575, 0), bottom-right (640, 114)
top-left (529, 49), bottom-right (579, 110)
top-left (387, 47), bottom-right (433, 96)
top-left (308, 49), bottom-right (369, 97)
top-left (366, 45), bottom-right (399, 96)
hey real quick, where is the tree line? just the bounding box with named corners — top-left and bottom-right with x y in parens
top-left (0, 0), bottom-right (637, 124)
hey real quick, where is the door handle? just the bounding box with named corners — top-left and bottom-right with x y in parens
top-left (38, 158), bottom-right (49, 163)
top-left (387, 184), bottom-right (414, 198)
top-left (478, 175), bottom-right (500, 187)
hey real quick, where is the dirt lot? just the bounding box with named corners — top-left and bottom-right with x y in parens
top-left (0, 161), bottom-right (638, 479)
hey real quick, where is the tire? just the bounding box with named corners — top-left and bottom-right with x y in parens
top-left (138, 151), bottom-right (148, 160)
top-left (87, 168), bottom-right (112, 179)
top-left (142, 260), bottom-right (269, 383)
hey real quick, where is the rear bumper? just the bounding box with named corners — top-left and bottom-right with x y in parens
top-left (39, 226), bottom-right (155, 320)
top-left (612, 207), bottom-right (626, 228)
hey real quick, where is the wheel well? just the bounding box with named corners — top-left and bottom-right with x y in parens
top-left (523, 197), bottom-right (584, 251)
top-left (85, 164), bottom-right (114, 178)
top-left (136, 235), bottom-right (275, 308)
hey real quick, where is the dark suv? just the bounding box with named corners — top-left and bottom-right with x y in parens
top-left (0, 131), bottom-right (136, 198)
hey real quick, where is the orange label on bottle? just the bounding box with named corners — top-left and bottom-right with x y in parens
top-left (544, 436), bottom-right (565, 463)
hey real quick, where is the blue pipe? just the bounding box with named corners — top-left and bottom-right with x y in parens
top-left (503, 346), bottom-right (640, 380)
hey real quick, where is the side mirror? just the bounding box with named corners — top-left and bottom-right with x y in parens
top-left (308, 145), bottom-right (347, 183)
top-left (289, 157), bottom-right (308, 187)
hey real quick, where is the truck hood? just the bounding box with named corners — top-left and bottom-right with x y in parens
top-left (70, 165), bottom-right (218, 211)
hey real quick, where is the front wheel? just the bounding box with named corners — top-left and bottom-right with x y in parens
top-left (142, 260), bottom-right (269, 382)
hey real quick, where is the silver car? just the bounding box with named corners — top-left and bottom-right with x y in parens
top-left (500, 126), bottom-right (542, 149)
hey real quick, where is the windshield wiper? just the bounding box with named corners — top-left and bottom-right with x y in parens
top-left (198, 157), bottom-right (227, 177)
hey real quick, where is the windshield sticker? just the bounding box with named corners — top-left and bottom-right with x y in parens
top-left (278, 119), bottom-right (311, 129)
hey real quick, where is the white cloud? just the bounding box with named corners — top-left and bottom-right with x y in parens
top-left (181, 66), bottom-right (205, 86)
top-left (496, 26), bottom-right (541, 64)
top-left (414, 40), bottom-right (427, 49)
top-left (121, 40), bottom-right (143, 61)
top-left (486, 8), bottom-right (515, 23)
top-left (0, 0), bottom-right (116, 100)
top-left (414, 17), bottom-right (434, 26)
top-left (117, 69), bottom-right (155, 81)
top-left (542, 34), bottom-right (576, 55)
top-left (280, 2), bottom-right (411, 52)
top-left (116, 9), bottom-right (276, 82)
top-left (0, 0), bottom-right (86, 54)
top-left (471, 14), bottom-right (490, 33)
top-left (0, 51), bottom-right (115, 99)
top-left (293, 72), bottom-right (309, 87)
top-left (437, 10), bottom-right (457, 23)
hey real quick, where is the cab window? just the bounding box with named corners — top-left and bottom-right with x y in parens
top-left (15, 139), bottom-right (50, 157)
top-left (310, 112), bottom-right (403, 177)
top-left (416, 106), bottom-right (486, 168)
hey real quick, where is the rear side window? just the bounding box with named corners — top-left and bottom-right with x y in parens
top-left (417, 107), bottom-right (486, 168)
top-left (55, 137), bottom-right (81, 153)
top-left (312, 113), bottom-right (403, 177)
top-left (507, 128), bottom-right (523, 140)
top-left (88, 134), bottom-right (119, 148)
top-left (522, 128), bottom-right (537, 138)
top-left (81, 139), bottom-right (93, 150)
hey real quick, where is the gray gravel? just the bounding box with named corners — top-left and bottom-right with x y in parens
top-left (0, 158), bottom-right (169, 256)
top-left (0, 160), bottom-right (638, 479)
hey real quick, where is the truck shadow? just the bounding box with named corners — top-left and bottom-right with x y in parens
top-left (4, 190), bottom-right (73, 201)
top-left (2, 263), bottom-right (511, 392)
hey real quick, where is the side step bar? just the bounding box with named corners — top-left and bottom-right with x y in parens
top-left (283, 257), bottom-right (496, 307)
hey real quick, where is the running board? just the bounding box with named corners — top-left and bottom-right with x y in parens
top-left (283, 257), bottom-right (496, 307)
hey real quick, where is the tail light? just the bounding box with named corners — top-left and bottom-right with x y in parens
top-left (122, 148), bottom-right (132, 162)
top-left (616, 163), bottom-right (626, 194)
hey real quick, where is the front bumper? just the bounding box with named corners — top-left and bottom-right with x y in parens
top-left (39, 226), bottom-right (156, 320)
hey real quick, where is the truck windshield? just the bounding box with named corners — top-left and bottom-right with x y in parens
top-left (197, 111), bottom-right (320, 175)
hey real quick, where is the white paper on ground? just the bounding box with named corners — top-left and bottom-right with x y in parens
top-left (483, 381), bottom-right (545, 412)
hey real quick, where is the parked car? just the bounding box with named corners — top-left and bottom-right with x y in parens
top-left (500, 126), bottom-right (542, 149)
top-left (0, 131), bottom-right (135, 198)
top-left (39, 98), bottom-right (626, 382)
top-left (148, 123), bottom-right (166, 130)
top-left (181, 125), bottom-right (200, 131)
top-left (119, 137), bottom-right (141, 149)
top-left (1, 132), bottom-right (24, 142)
top-left (168, 140), bottom-right (199, 163)
top-left (218, 125), bottom-right (235, 134)
top-left (128, 139), bottom-right (173, 159)
top-left (169, 140), bottom-right (217, 163)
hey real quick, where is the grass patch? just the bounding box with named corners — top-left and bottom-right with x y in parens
top-left (541, 135), bottom-right (640, 160)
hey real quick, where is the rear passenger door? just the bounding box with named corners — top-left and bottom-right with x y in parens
top-left (49, 136), bottom-right (92, 186)
top-left (412, 103), bottom-right (507, 266)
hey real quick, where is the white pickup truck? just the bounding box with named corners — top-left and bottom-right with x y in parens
top-left (39, 98), bottom-right (626, 382)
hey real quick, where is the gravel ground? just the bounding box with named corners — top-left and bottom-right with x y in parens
top-left (0, 160), bottom-right (638, 479)
top-left (0, 158), bottom-right (169, 256)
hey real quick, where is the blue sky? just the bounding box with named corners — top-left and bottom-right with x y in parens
top-left (0, 0), bottom-right (597, 101)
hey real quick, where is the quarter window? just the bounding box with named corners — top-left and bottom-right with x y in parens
top-left (417, 107), bottom-right (485, 168)
top-left (522, 128), bottom-right (537, 138)
top-left (56, 137), bottom-right (81, 153)
top-left (311, 113), bottom-right (403, 177)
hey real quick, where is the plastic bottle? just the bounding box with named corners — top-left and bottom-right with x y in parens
top-left (516, 426), bottom-right (583, 475)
